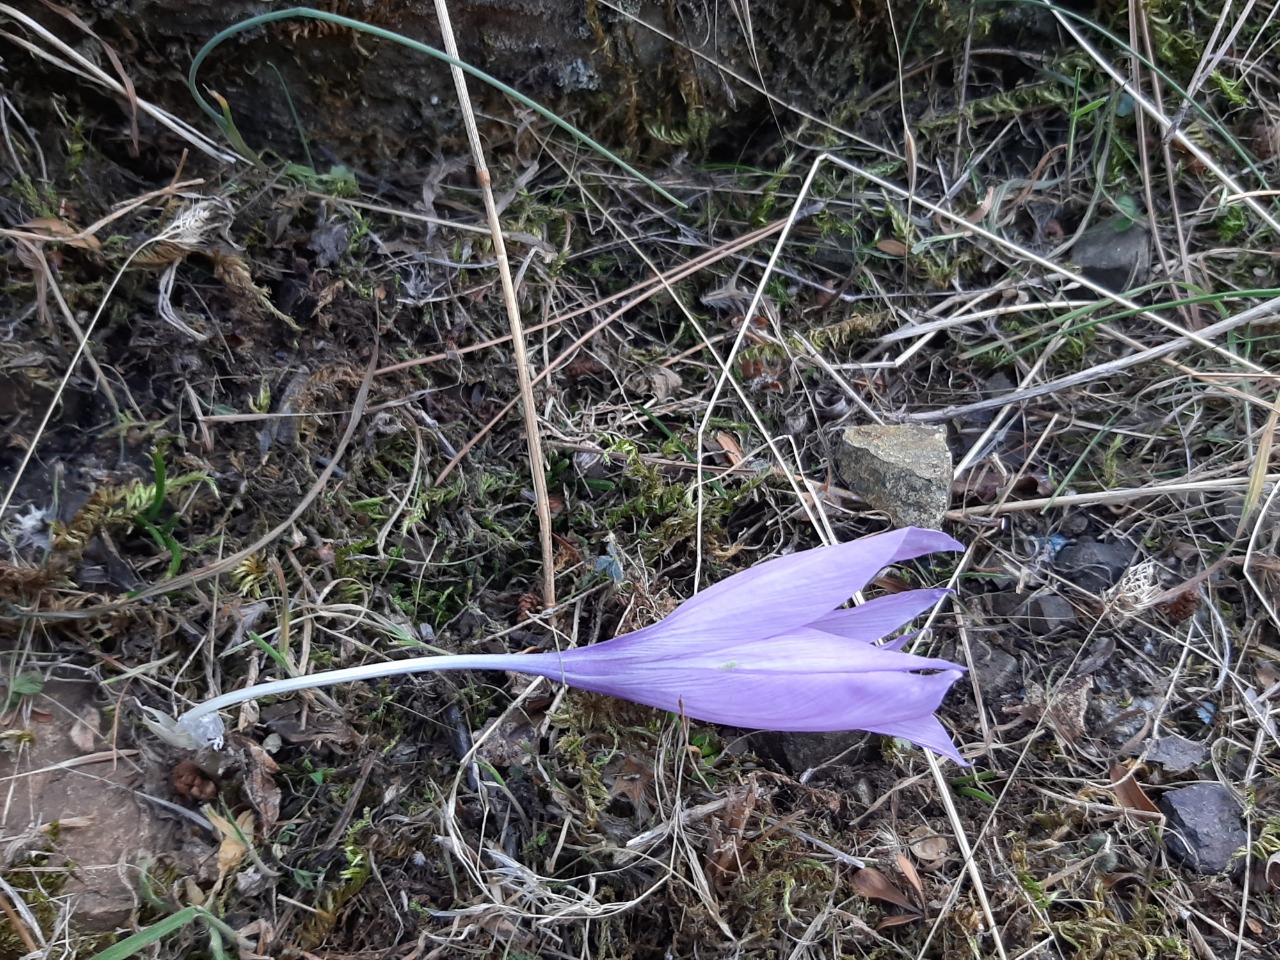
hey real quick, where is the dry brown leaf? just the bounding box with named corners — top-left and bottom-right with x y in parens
top-left (243, 740), bottom-right (282, 834)
top-left (876, 238), bottom-right (908, 257)
top-left (850, 866), bottom-right (920, 913)
top-left (714, 432), bottom-right (745, 468)
top-left (646, 366), bottom-right (683, 401)
top-left (895, 851), bottom-right (924, 904)
top-left (183, 876), bottom-right (206, 906)
top-left (1109, 762), bottom-right (1161, 816)
top-left (966, 186), bottom-right (996, 224)
top-left (1007, 677), bottom-right (1093, 744)
top-left (205, 807), bottom-right (254, 884)
top-left (876, 913), bottom-right (922, 930)
top-left (67, 706), bottom-right (101, 753)
top-left (18, 217), bottom-right (103, 251)
top-left (907, 825), bottom-right (949, 864)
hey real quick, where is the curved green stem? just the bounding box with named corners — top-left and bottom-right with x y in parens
top-left (188, 7), bottom-right (684, 207)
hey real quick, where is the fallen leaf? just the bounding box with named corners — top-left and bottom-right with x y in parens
top-left (243, 740), bottom-right (282, 834)
top-left (646, 366), bottom-right (683, 401)
top-left (907, 825), bottom-right (950, 864)
top-left (850, 866), bottom-right (920, 913)
top-left (1006, 677), bottom-right (1093, 744)
top-left (1109, 762), bottom-right (1161, 816)
top-left (183, 877), bottom-right (206, 906)
top-left (18, 217), bottom-right (102, 251)
top-left (205, 807), bottom-right (255, 886)
top-left (68, 706), bottom-right (101, 753)
top-left (895, 851), bottom-right (925, 903)
top-left (714, 433), bottom-right (745, 468)
top-left (876, 912), bottom-right (922, 930)
top-left (876, 238), bottom-right (908, 257)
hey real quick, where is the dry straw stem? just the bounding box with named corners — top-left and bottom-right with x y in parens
top-left (0, 3), bottom-right (242, 164)
top-left (735, 151), bottom-right (1280, 428)
top-left (912, 294), bottom-right (1280, 424)
top-left (686, 145), bottom-right (1280, 575)
top-left (950, 473), bottom-right (1280, 518)
top-left (1050, 4), bottom-right (1280, 236)
top-left (431, 0), bottom-right (556, 611)
top-left (521, 138), bottom-right (842, 568)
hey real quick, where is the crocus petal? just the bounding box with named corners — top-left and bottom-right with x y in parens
top-left (808, 589), bottom-right (951, 643)
top-left (864, 714), bottom-right (968, 766)
top-left (514, 646), bottom-right (964, 747)
top-left (599, 528), bottom-right (964, 654)
top-left (673, 627), bottom-right (963, 677)
top-left (504, 625), bottom-right (965, 758)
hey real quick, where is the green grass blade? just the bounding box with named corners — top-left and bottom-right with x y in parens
top-left (188, 8), bottom-right (684, 207)
top-left (88, 906), bottom-right (206, 960)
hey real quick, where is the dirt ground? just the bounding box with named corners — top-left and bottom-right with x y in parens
top-left (3, 2), bottom-right (1280, 959)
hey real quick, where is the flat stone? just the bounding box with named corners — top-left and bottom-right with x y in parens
top-left (832, 424), bottom-right (952, 529)
top-left (985, 591), bottom-right (1075, 635)
top-left (750, 731), bottom-right (866, 775)
top-left (1053, 540), bottom-right (1137, 594)
top-left (0, 680), bottom-right (176, 931)
top-left (1070, 214), bottom-right (1152, 290)
top-left (1146, 734), bottom-right (1209, 773)
top-left (965, 638), bottom-right (1021, 694)
top-left (1019, 593), bottom-right (1076, 633)
top-left (1160, 782), bottom-right (1247, 874)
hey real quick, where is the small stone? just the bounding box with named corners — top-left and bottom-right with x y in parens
top-left (984, 591), bottom-right (1075, 635)
top-left (1054, 540), bottom-right (1137, 594)
top-left (965, 638), bottom-right (1021, 694)
top-left (1146, 734), bottom-right (1209, 773)
top-left (1018, 593), bottom-right (1076, 633)
top-left (0, 680), bottom-right (180, 931)
top-left (1160, 783), bottom-right (1247, 874)
top-left (750, 731), bottom-right (865, 775)
top-left (832, 424), bottom-right (952, 529)
top-left (1069, 214), bottom-right (1152, 289)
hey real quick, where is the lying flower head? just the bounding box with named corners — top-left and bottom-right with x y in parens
top-left (178, 527), bottom-right (967, 763)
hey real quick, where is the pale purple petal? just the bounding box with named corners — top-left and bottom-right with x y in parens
top-left (502, 633), bottom-right (967, 760)
top-left (864, 714), bottom-right (968, 766)
top-left (667, 627), bottom-right (964, 676)
top-left (808, 589), bottom-right (951, 642)
top-left (527, 654), bottom-right (961, 728)
top-left (603, 528), bottom-right (964, 653)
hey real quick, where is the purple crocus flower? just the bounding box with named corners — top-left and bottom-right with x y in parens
top-left (178, 527), bottom-right (967, 763)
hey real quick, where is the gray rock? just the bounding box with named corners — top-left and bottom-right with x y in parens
top-left (1070, 214), bottom-right (1152, 290)
top-left (966, 638), bottom-right (1021, 694)
top-left (985, 591), bottom-right (1076, 635)
top-left (1019, 593), bottom-right (1077, 633)
top-left (832, 424), bottom-right (952, 529)
top-left (1160, 783), bottom-right (1247, 874)
top-left (751, 731), bottom-right (865, 775)
top-left (1147, 734), bottom-right (1209, 773)
top-left (1054, 540), bottom-right (1137, 594)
